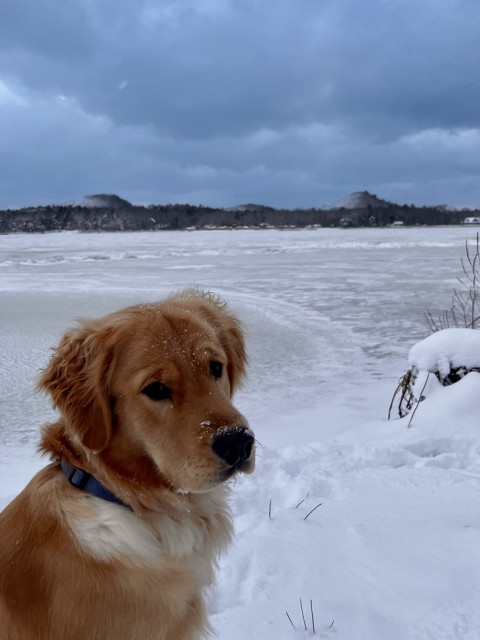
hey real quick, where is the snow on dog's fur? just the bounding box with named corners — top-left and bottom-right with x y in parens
top-left (0, 290), bottom-right (255, 640)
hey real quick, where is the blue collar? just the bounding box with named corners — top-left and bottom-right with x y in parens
top-left (60, 459), bottom-right (130, 509)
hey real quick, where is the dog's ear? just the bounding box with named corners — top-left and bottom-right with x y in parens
top-left (178, 291), bottom-right (248, 394)
top-left (217, 306), bottom-right (248, 394)
top-left (37, 323), bottom-right (115, 451)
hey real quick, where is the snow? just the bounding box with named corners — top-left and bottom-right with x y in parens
top-left (409, 328), bottom-right (480, 374)
top-left (0, 227), bottom-right (479, 639)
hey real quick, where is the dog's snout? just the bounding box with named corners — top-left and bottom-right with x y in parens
top-left (212, 428), bottom-right (254, 467)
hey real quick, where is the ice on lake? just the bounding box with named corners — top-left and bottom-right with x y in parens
top-left (0, 226), bottom-right (473, 452)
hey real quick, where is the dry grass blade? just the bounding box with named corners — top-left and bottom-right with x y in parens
top-left (310, 599), bottom-right (315, 634)
top-left (268, 499), bottom-right (272, 519)
top-left (285, 611), bottom-right (295, 628)
top-left (304, 502), bottom-right (323, 521)
top-left (299, 598), bottom-right (307, 631)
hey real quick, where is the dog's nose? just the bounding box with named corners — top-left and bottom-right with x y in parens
top-left (212, 428), bottom-right (254, 467)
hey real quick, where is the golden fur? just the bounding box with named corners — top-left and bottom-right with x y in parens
top-left (0, 291), bottom-right (254, 640)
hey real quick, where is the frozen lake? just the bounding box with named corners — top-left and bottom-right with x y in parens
top-left (0, 226), bottom-right (474, 458)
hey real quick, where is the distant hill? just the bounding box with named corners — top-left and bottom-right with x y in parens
top-left (78, 194), bottom-right (134, 209)
top-left (224, 203), bottom-right (276, 213)
top-left (0, 192), bottom-right (478, 233)
top-left (336, 191), bottom-right (394, 210)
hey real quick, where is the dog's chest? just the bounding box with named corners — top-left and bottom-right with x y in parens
top-left (66, 494), bottom-right (232, 588)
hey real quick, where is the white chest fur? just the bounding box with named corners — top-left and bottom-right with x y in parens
top-left (67, 497), bottom-right (164, 562)
top-left (65, 488), bottom-right (233, 589)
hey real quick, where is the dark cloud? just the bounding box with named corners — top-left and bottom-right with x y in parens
top-left (0, 0), bottom-right (479, 209)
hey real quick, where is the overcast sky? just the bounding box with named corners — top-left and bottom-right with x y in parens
top-left (1, 0), bottom-right (479, 209)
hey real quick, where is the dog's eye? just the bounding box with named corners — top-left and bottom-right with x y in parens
top-left (209, 361), bottom-right (223, 379)
top-left (141, 382), bottom-right (171, 401)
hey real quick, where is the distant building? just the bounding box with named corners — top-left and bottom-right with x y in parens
top-left (463, 217), bottom-right (480, 225)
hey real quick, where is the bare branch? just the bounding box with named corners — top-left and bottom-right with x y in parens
top-left (426, 233), bottom-right (480, 331)
top-left (407, 373), bottom-right (430, 428)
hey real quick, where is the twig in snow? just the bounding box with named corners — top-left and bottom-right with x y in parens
top-left (388, 379), bottom-right (402, 420)
top-left (310, 599), bottom-right (316, 634)
top-left (407, 373), bottom-right (430, 428)
top-left (388, 369), bottom-right (415, 420)
top-left (328, 619), bottom-right (335, 629)
top-left (304, 503), bottom-right (323, 521)
top-left (268, 499), bottom-right (272, 519)
top-left (299, 598), bottom-right (307, 631)
top-left (285, 611), bottom-right (295, 628)
top-left (295, 499), bottom-right (305, 509)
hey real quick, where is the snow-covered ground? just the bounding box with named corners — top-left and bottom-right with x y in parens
top-left (0, 227), bottom-right (479, 639)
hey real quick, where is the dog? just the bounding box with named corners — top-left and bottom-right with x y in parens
top-left (0, 290), bottom-right (255, 640)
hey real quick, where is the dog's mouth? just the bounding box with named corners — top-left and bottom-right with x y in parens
top-left (170, 439), bottom-right (255, 495)
top-left (159, 426), bottom-right (255, 495)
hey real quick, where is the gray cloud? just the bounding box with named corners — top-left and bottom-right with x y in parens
top-left (0, 0), bottom-right (479, 209)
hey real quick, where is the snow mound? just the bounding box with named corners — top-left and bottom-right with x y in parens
top-left (211, 368), bottom-right (480, 639)
top-left (409, 328), bottom-right (480, 376)
top-left (212, 329), bottom-right (480, 639)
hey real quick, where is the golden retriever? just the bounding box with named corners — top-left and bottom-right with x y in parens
top-left (0, 290), bottom-right (255, 640)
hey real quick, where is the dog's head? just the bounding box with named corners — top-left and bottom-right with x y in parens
top-left (38, 291), bottom-right (255, 494)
